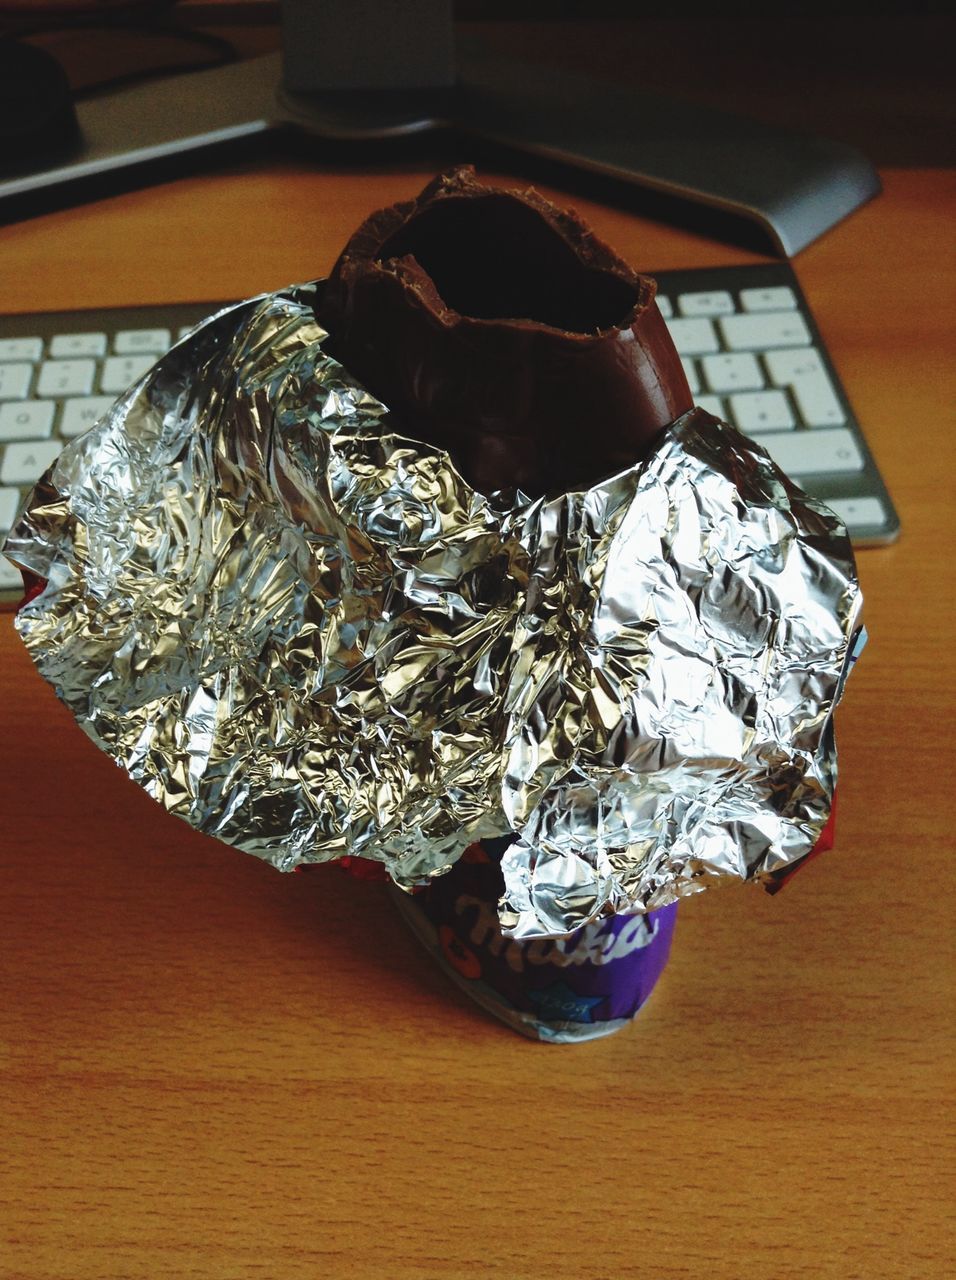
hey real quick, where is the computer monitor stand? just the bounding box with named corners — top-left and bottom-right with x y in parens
top-left (0, 27), bottom-right (879, 257)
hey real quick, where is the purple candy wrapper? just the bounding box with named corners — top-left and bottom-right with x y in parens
top-left (392, 842), bottom-right (677, 1042)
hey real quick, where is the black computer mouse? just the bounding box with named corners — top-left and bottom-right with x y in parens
top-left (0, 38), bottom-right (80, 174)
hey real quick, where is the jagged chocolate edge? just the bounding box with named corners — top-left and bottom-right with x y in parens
top-left (318, 166), bottom-right (692, 495)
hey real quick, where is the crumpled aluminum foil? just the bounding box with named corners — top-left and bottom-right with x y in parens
top-left (4, 282), bottom-right (863, 939)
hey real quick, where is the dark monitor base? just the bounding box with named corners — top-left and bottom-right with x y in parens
top-left (0, 41), bottom-right (880, 256)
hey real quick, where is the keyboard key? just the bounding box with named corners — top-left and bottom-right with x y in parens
top-left (0, 440), bottom-right (62, 485)
top-left (0, 337), bottom-right (43, 362)
top-left (764, 347), bottom-right (828, 383)
top-left (0, 486), bottom-right (20, 530)
top-left (101, 354), bottom-right (155, 393)
top-left (61, 396), bottom-right (115, 438)
top-left (765, 348), bottom-right (844, 425)
top-left (655, 295), bottom-right (673, 319)
top-left (37, 359), bottom-right (95, 397)
top-left (0, 400), bottom-right (56, 441)
top-left (680, 357), bottom-right (700, 395)
top-left (827, 496), bottom-right (888, 530)
top-left (696, 395), bottom-right (725, 418)
top-left (718, 310), bottom-right (811, 351)
top-left (114, 328), bottom-right (171, 355)
top-left (0, 362), bottom-right (33, 400)
top-left (50, 331), bottom-right (108, 358)
top-left (678, 290), bottom-right (735, 317)
top-left (729, 390), bottom-right (795, 433)
top-left (0, 556), bottom-right (22, 591)
top-left (790, 372), bottom-right (845, 428)
top-left (739, 286), bottom-right (798, 312)
top-left (750, 428), bottom-right (864, 476)
top-left (701, 352), bottom-right (765, 393)
top-left (664, 317), bottom-right (719, 355)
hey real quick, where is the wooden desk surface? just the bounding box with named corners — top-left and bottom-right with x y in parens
top-left (1, 161), bottom-right (953, 1280)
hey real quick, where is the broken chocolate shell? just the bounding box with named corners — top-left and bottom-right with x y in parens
top-left (318, 166), bottom-right (693, 496)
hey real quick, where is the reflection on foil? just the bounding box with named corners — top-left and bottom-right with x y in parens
top-left (3, 283), bottom-right (863, 939)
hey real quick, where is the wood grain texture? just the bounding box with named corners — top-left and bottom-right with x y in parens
top-left (1, 161), bottom-right (954, 1280)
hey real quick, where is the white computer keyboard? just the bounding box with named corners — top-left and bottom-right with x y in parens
top-left (651, 263), bottom-right (897, 545)
top-left (0, 265), bottom-right (899, 602)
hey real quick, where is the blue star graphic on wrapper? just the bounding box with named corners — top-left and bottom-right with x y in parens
top-left (527, 981), bottom-right (604, 1024)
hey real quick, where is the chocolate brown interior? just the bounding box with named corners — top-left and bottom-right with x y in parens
top-left (375, 195), bottom-right (640, 334)
top-left (319, 167), bottom-right (693, 495)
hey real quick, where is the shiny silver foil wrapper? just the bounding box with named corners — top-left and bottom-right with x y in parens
top-left (5, 283), bottom-right (863, 939)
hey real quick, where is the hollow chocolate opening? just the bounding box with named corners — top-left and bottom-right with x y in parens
top-left (375, 194), bottom-right (640, 335)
